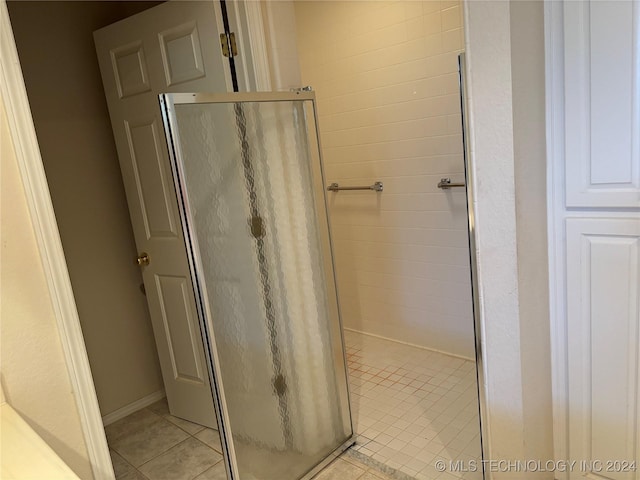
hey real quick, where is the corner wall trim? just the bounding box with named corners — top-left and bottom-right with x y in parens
top-left (102, 391), bottom-right (165, 427)
top-left (242, 0), bottom-right (271, 91)
top-left (0, 2), bottom-right (114, 479)
top-left (544, 1), bottom-right (569, 470)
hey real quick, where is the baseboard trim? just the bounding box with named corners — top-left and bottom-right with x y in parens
top-left (343, 327), bottom-right (475, 362)
top-left (102, 390), bottom-right (165, 427)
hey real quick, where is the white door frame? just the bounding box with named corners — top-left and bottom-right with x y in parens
top-left (2, 0), bottom-right (534, 478)
top-left (0, 1), bottom-right (114, 479)
top-left (545, 1), bottom-right (570, 467)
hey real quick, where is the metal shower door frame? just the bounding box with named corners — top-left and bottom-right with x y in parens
top-left (159, 91), bottom-right (355, 480)
top-left (459, 53), bottom-right (488, 479)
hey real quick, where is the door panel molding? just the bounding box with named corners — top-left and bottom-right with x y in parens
top-left (158, 21), bottom-right (206, 87)
top-left (110, 40), bottom-right (151, 99)
top-left (155, 274), bottom-right (207, 384)
top-left (124, 118), bottom-right (179, 239)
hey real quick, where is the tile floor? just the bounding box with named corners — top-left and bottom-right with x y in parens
top-left (106, 398), bottom-right (224, 480)
top-left (106, 398), bottom-right (392, 480)
top-left (345, 330), bottom-right (482, 480)
top-left (106, 331), bottom-right (481, 480)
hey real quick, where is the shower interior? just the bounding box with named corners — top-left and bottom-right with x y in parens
top-left (288, 1), bottom-right (483, 479)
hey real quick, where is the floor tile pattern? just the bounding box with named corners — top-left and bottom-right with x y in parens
top-left (106, 398), bottom-right (223, 480)
top-left (106, 332), bottom-right (482, 480)
top-left (345, 331), bottom-right (482, 480)
top-left (106, 400), bottom-right (389, 480)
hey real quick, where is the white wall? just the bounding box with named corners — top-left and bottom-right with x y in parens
top-left (293, 0), bottom-right (474, 358)
top-left (510, 0), bottom-right (554, 472)
top-left (7, 1), bottom-right (164, 417)
top-left (463, 1), bottom-right (554, 475)
top-left (463, 1), bottom-right (525, 469)
top-left (1, 93), bottom-right (93, 480)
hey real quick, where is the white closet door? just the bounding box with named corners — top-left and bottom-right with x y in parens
top-left (549, 2), bottom-right (640, 479)
top-left (564, 1), bottom-right (640, 208)
top-left (566, 218), bottom-right (640, 480)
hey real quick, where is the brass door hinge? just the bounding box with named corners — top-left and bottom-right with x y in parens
top-left (220, 32), bottom-right (238, 58)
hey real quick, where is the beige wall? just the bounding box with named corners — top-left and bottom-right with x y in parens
top-left (510, 0), bottom-right (554, 470)
top-left (7, 1), bottom-right (164, 417)
top-left (1, 95), bottom-right (93, 479)
top-left (294, 1), bottom-right (474, 358)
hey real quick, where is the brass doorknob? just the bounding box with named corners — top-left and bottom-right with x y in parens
top-left (136, 252), bottom-right (150, 267)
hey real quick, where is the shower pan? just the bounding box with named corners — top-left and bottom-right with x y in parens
top-left (160, 91), bottom-right (354, 480)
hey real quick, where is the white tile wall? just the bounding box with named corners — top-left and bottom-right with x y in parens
top-left (293, 1), bottom-right (474, 358)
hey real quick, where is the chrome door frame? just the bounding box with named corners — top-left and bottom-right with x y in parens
top-left (459, 52), bottom-right (488, 478)
top-left (159, 91), bottom-right (355, 480)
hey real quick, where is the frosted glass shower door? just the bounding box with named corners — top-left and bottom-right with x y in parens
top-left (160, 92), bottom-right (353, 480)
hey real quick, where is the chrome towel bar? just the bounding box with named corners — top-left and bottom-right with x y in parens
top-left (437, 178), bottom-right (465, 189)
top-left (327, 181), bottom-right (383, 192)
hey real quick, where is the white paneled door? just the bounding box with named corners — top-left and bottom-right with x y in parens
top-left (94, 1), bottom-right (236, 427)
top-left (548, 1), bottom-right (640, 479)
top-left (566, 219), bottom-right (640, 480)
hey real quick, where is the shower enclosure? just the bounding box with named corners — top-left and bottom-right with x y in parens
top-left (160, 91), bottom-right (353, 480)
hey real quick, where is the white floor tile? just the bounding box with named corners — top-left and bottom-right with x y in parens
top-left (345, 331), bottom-right (482, 480)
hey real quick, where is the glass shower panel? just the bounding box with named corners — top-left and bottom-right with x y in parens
top-left (164, 95), bottom-right (353, 480)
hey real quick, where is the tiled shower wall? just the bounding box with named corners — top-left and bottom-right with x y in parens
top-left (293, 1), bottom-right (474, 358)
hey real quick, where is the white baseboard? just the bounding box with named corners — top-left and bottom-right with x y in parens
top-left (102, 390), bottom-right (165, 427)
top-left (343, 327), bottom-right (475, 362)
